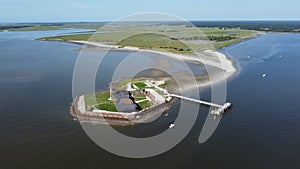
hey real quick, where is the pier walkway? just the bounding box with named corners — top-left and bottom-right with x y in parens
top-left (169, 94), bottom-right (232, 116)
top-left (169, 94), bottom-right (223, 108)
top-left (144, 80), bottom-right (232, 116)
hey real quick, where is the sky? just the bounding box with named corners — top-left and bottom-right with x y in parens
top-left (1, 0), bottom-right (300, 23)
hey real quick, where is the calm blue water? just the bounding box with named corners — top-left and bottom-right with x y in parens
top-left (0, 30), bottom-right (300, 169)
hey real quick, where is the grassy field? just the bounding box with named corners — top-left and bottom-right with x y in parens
top-left (131, 81), bottom-right (147, 89)
top-left (84, 92), bottom-right (117, 112)
top-left (1, 23), bottom-right (106, 32)
top-left (39, 33), bottom-right (193, 53)
top-left (114, 78), bottom-right (147, 90)
top-left (137, 100), bottom-right (152, 109)
top-left (9, 26), bottom-right (64, 31)
top-left (214, 39), bottom-right (243, 49)
top-left (38, 34), bottom-right (93, 42)
top-left (37, 24), bottom-right (259, 51)
top-left (119, 33), bottom-right (191, 53)
top-left (96, 103), bottom-right (117, 112)
top-left (134, 97), bottom-right (147, 101)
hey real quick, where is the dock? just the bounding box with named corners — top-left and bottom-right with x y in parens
top-left (169, 94), bottom-right (232, 116)
top-left (144, 80), bottom-right (232, 116)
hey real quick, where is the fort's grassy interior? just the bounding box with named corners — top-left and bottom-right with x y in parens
top-left (83, 79), bottom-right (167, 112)
top-left (137, 100), bottom-right (152, 109)
top-left (131, 81), bottom-right (147, 89)
top-left (84, 92), bottom-right (117, 112)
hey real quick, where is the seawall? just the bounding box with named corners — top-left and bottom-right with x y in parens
top-left (70, 96), bottom-right (175, 126)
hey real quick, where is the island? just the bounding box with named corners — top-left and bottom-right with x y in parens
top-left (70, 79), bottom-right (176, 125)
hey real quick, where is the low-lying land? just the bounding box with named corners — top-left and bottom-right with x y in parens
top-left (37, 24), bottom-right (259, 50)
top-left (2, 21), bottom-right (300, 32)
top-left (0, 22), bottom-right (106, 32)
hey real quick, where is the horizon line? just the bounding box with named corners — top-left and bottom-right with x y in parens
top-left (1, 19), bottom-right (300, 24)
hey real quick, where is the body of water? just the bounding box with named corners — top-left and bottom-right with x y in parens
top-left (0, 30), bottom-right (300, 169)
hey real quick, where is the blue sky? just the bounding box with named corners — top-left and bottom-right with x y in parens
top-left (1, 0), bottom-right (300, 22)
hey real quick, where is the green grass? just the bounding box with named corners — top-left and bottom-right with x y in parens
top-left (134, 97), bottom-right (147, 102)
top-left (9, 26), bottom-right (64, 31)
top-left (37, 24), bottom-right (259, 52)
top-left (131, 81), bottom-right (147, 89)
top-left (3, 23), bottom-right (106, 32)
top-left (38, 34), bottom-right (92, 42)
top-left (138, 100), bottom-right (152, 110)
top-left (96, 103), bottom-right (118, 112)
top-left (113, 78), bottom-right (147, 90)
top-left (214, 39), bottom-right (242, 50)
top-left (158, 81), bottom-right (167, 88)
top-left (134, 97), bottom-right (147, 101)
top-left (84, 91), bottom-right (117, 112)
top-left (117, 33), bottom-right (192, 54)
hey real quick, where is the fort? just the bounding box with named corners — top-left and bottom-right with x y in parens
top-left (70, 79), bottom-right (231, 125)
top-left (70, 79), bottom-right (175, 125)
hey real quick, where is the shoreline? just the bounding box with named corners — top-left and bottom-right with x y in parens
top-left (70, 40), bottom-right (238, 90)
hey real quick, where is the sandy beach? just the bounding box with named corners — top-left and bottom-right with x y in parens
top-left (71, 40), bottom-right (238, 89)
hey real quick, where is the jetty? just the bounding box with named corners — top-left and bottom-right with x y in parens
top-left (169, 93), bottom-right (232, 116)
top-left (144, 80), bottom-right (232, 116)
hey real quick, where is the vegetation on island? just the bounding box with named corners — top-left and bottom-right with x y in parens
top-left (131, 91), bottom-right (152, 110)
top-left (84, 79), bottom-right (167, 112)
top-left (191, 21), bottom-right (300, 33)
top-left (131, 81), bottom-right (148, 90)
top-left (137, 100), bottom-right (152, 110)
top-left (38, 34), bottom-right (93, 42)
top-left (0, 22), bottom-right (106, 32)
top-left (2, 21), bottom-right (300, 33)
top-left (85, 92), bottom-right (117, 112)
top-left (158, 81), bottom-right (168, 88)
top-left (36, 24), bottom-right (258, 51)
top-left (8, 21), bottom-right (299, 51)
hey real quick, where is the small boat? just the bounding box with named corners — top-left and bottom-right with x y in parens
top-left (262, 74), bottom-right (266, 78)
top-left (169, 123), bottom-right (175, 129)
top-left (210, 110), bottom-right (221, 116)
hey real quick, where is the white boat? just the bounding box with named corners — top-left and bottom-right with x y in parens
top-left (169, 123), bottom-right (175, 128)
